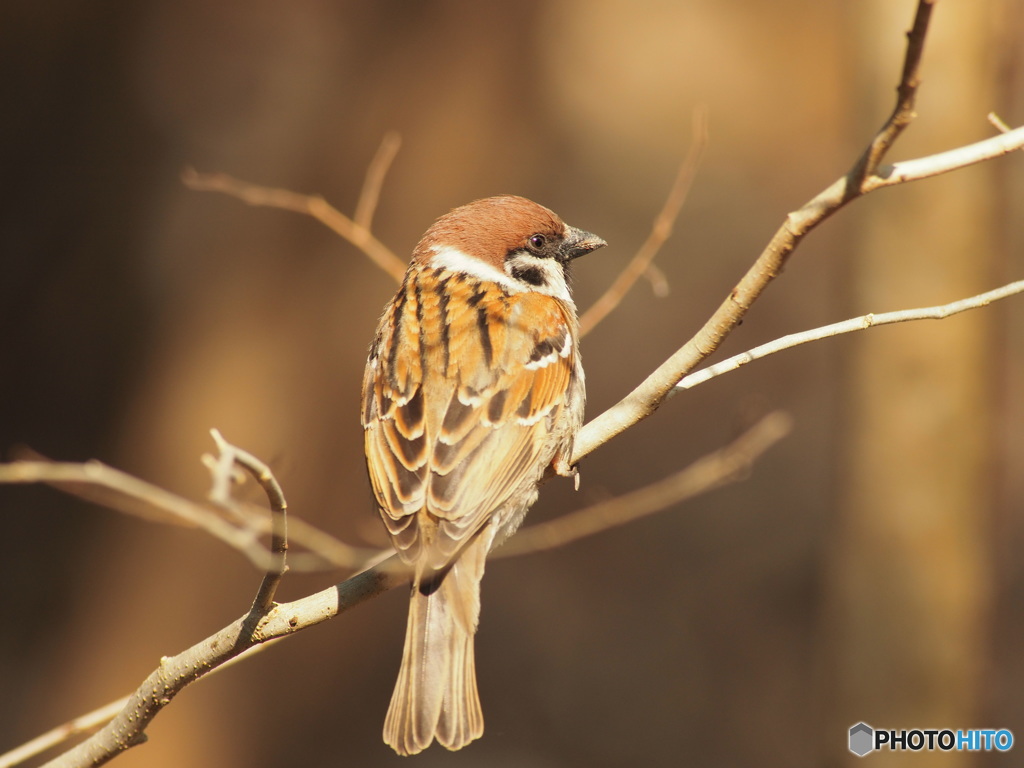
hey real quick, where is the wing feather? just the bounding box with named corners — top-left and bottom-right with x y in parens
top-left (362, 270), bottom-right (578, 571)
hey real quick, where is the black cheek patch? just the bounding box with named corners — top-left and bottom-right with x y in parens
top-left (509, 265), bottom-right (546, 287)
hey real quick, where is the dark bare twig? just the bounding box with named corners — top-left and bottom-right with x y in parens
top-left (186, 116), bottom-right (702, 336)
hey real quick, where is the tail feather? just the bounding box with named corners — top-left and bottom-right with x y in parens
top-left (436, 618), bottom-right (483, 750)
top-left (383, 537), bottom-right (488, 755)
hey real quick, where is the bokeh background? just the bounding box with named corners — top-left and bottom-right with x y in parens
top-left (2, 1), bottom-right (1023, 766)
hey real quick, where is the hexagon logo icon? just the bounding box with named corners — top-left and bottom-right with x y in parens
top-left (849, 722), bottom-right (874, 757)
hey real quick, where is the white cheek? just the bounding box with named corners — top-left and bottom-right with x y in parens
top-left (504, 252), bottom-right (573, 302)
top-left (428, 245), bottom-right (524, 293)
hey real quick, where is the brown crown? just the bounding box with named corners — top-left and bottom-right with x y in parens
top-left (412, 196), bottom-right (567, 269)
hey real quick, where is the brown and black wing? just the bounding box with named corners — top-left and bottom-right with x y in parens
top-left (362, 271), bottom-right (578, 575)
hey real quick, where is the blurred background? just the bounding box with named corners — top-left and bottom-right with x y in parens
top-left (2, 0), bottom-right (1023, 766)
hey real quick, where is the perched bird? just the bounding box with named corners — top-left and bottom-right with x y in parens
top-left (361, 195), bottom-right (605, 755)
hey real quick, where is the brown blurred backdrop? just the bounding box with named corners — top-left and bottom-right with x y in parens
top-left (2, 1), bottom-right (1023, 766)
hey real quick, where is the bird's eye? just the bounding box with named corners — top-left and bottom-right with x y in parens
top-left (529, 234), bottom-right (546, 250)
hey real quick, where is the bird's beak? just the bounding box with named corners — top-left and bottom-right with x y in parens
top-left (561, 226), bottom-right (607, 261)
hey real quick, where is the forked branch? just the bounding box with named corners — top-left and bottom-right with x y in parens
top-left (572, 2), bottom-right (1024, 462)
top-left (182, 131), bottom-right (407, 283)
top-left (11, 413), bottom-right (788, 768)
top-left (0, 455), bottom-right (379, 572)
top-left (206, 429), bottom-right (289, 614)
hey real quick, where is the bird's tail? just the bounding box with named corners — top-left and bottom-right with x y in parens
top-left (383, 538), bottom-right (487, 755)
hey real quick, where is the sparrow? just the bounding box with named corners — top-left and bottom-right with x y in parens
top-left (361, 195), bottom-right (605, 755)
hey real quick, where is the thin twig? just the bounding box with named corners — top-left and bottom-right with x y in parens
top-left (501, 412), bottom-right (791, 556)
top-left (10, 4), bottom-right (1024, 764)
top-left (0, 637), bottom-right (287, 768)
top-left (643, 263), bottom-right (671, 297)
top-left (851, 0), bottom-right (934, 187)
top-left (578, 105), bottom-right (709, 337)
top-left (0, 460), bottom-right (271, 569)
top-left (572, 2), bottom-right (1024, 463)
top-left (865, 125), bottom-right (1024, 189)
top-left (36, 562), bottom-right (400, 768)
top-left (182, 135), bottom-right (408, 284)
top-left (22, 412), bottom-right (789, 767)
top-left (0, 458), bottom-right (380, 572)
top-left (207, 430), bottom-right (289, 614)
top-left (354, 132), bottom-right (401, 230)
top-left (988, 111), bottom-right (1013, 134)
top-left (676, 279), bottom-right (1024, 392)
top-left (12, 141), bottom-right (1022, 768)
top-left (0, 699), bottom-right (128, 768)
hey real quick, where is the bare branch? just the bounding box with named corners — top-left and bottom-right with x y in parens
top-left (20, 413), bottom-right (791, 767)
top-left (867, 126), bottom-right (1024, 188)
top-left (572, 2), bottom-right (1024, 464)
top-left (0, 699), bottom-right (129, 768)
top-left (9, 3), bottom-right (1024, 764)
top-left (207, 430), bottom-right (289, 614)
top-left (0, 457), bottom-right (380, 573)
top-left (676, 279), bottom-right (1024, 392)
top-left (501, 411), bottom-right (791, 556)
top-left (278, 514), bottom-right (384, 572)
top-left (0, 636), bottom-right (283, 768)
top-left (353, 131), bottom-right (402, 230)
top-left (852, 0), bottom-right (934, 184)
top-left (36, 561), bottom-right (400, 768)
top-left (578, 105), bottom-right (709, 337)
top-left (182, 140), bottom-right (408, 284)
top-left (0, 459), bottom-right (272, 569)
